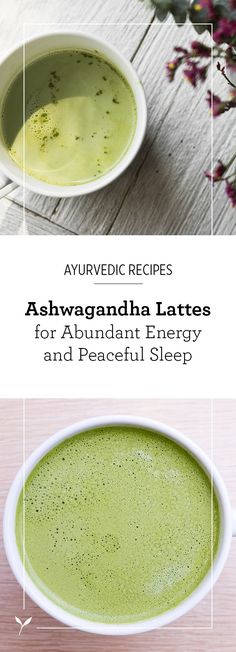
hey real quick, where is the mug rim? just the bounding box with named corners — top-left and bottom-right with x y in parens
top-left (3, 414), bottom-right (233, 636)
top-left (0, 31), bottom-right (147, 197)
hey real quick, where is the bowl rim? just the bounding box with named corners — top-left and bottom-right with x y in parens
top-left (3, 414), bottom-right (233, 635)
top-left (0, 31), bottom-right (147, 198)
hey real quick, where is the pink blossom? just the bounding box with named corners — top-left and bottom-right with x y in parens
top-left (174, 46), bottom-right (188, 55)
top-left (191, 41), bottom-right (211, 57)
top-left (213, 19), bottom-right (236, 44)
top-left (225, 181), bottom-right (236, 206)
top-left (183, 61), bottom-right (208, 86)
top-left (204, 160), bottom-right (226, 181)
top-left (206, 91), bottom-right (225, 116)
top-left (166, 58), bottom-right (181, 82)
top-left (183, 62), bottom-right (198, 86)
top-left (198, 65), bottom-right (208, 81)
top-left (197, 0), bottom-right (217, 20)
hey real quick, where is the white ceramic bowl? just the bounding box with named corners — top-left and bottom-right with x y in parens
top-left (0, 33), bottom-right (147, 197)
top-left (3, 415), bottom-right (235, 635)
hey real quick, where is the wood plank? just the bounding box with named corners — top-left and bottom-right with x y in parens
top-left (0, 197), bottom-right (71, 234)
top-left (6, 187), bottom-right (59, 220)
top-left (0, 171), bottom-right (8, 190)
top-left (214, 204), bottom-right (236, 236)
top-left (0, 399), bottom-right (236, 650)
top-left (212, 119), bottom-right (236, 235)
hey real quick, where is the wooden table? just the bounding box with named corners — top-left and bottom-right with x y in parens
top-left (1, 399), bottom-right (236, 651)
top-left (0, 0), bottom-right (235, 235)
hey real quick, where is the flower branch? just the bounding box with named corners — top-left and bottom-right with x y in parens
top-left (142, 0), bottom-right (236, 208)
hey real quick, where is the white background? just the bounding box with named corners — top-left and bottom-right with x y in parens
top-left (0, 235), bottom-right (235, 398)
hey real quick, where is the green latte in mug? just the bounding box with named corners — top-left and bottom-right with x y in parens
top-left (1, 49), bottom-right (137, 185)
top-left (16, 426), bottom-right (220, 624)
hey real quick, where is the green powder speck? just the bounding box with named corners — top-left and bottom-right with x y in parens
top-left (2, 47), bottom-right (136, 185)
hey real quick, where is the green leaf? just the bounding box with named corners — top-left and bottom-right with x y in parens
top-left (213, 0), bottom-right (233, 16)
top-left (144, 0), bottom-right (190, 28)
top-left (147, 0), bottom-right (172, 22)
top-left (192, 23), bottom-right (209, 34)
top-left (147, 0), bottom-right (189, 22)
top-left (171, 0), bottom-right (189, 23)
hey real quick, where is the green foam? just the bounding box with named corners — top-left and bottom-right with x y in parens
top-left (16, 426), bottom-right (220, 623)
top-left (1, 49), bottom-right (136, 185)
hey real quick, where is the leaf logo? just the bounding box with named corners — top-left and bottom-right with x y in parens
top-left (15, 616), bottom-right (32, 635)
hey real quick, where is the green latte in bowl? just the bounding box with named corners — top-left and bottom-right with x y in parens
top-left (16, 426), bottom-right (220, 624)
top-left (1, 49), bottom-right (137, 186)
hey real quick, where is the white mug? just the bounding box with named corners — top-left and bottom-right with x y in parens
top-left (0, 32), bottom-right (147, 198)
top-left (3, 415), bottom-right (235, 636)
